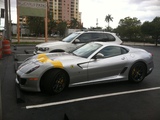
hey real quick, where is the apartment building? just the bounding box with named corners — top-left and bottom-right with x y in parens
top-left (48, 0), bottom-right (81, 24)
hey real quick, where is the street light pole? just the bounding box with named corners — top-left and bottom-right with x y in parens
top-left (4, 0), bottom-right (11, 41)
top-left (45, 0), bottom-right (48, 42)
top-left (8, 0), bottom-right (12, 41)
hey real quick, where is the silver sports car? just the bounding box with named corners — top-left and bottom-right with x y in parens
top-left (16, 42), bottom-right (154, 94)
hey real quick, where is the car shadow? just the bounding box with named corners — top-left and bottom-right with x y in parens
top-left (19, 80), bottom-right (148, 106)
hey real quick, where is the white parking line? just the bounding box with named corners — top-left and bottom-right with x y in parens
top-left (26, 87), bottom-right (160, 109)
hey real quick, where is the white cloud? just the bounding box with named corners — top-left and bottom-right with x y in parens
top-left (79, 0), bottom-right (132, 28)
top-left (79, 0), bottom-right (160, 28)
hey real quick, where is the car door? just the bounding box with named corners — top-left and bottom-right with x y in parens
top-left (76, 33), bottom-right (93, 43)
top-left (87, 46), bottom-right (128, 82)
top-left (71, 33), bottom-right (93, 50)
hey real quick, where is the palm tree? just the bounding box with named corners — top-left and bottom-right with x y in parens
top-left (70, 18), bottom-right (79, 29)
top-left (105, 14), bottom-right (113, 29)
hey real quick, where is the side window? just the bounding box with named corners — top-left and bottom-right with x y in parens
top-left (99, 46), bottom-right (123, 58)
top-left (91, 33), bottom-right (104, 41)
top-left (103, 33), bottom-right (115, 41)
top-left (121, 47), bottom-right (129, 54)
top-left (77, 33), bottom-right (92, 43)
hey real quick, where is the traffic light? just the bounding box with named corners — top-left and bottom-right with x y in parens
top-left (1, 8), bottom-right (4, 18)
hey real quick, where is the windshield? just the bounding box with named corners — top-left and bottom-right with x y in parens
top-left (62, 32), bottom-right (80, 42)
top-left (72, 42), bottom-right (102, 58)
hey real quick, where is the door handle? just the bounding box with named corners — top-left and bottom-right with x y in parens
top-left (121, 57), bottom-right (125, 60)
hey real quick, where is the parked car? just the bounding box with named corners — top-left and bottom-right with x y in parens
top-left (34, 31), bottom-right (122, 54)
top-left (16, 42), bottom-right (154, 94)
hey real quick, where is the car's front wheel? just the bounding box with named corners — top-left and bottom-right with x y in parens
top-left (40, 69), bottom-right (69, 94)
top-left (129, 62), bottom-right (147, 83)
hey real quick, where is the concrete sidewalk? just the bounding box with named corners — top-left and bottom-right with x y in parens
top-left (122, 42), bottom-right (159, 46)
top-left (11, 37), bottom-right (61, 43)
top-left (11, 38), bottom-right (159, 47)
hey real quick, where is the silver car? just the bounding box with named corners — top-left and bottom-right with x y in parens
top-left (34, 31), bottom-right (122, 54)
top-left (16, 42), bottom-right (154, 94)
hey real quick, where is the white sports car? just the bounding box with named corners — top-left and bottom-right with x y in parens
top-left (16, 42), bottom-right (154, 94)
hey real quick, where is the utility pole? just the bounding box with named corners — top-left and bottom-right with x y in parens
top-left (8, 0), bottom-right (11, 41)
top-left (4, 0), bottom-right (11, 41)
top-left (96, 18), bottom-right (98, 28)
top-left (45, 0), bottom-right (48, 42)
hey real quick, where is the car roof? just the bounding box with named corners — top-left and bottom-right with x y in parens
top-left (93, 41), bottom-right (120, 46)
top-left (75, 31), bottom-right (116, 35)
top-left (92, 41), bottom-right (130, 48)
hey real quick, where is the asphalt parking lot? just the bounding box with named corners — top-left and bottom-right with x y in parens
top-left (1, 44), bottom-right (160, 120)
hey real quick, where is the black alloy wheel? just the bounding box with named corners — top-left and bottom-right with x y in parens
top-left (129, 62), bottom-right (146, 83)
top-left (40, 69), bottom-right (69, 94)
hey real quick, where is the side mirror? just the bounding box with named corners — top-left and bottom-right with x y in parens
top-left (74, 39), bottom-right (80, 43)
top-left (94, 53), bottom-right (104, 59)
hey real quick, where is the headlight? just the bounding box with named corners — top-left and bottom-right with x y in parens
top-left (39, 47), bottom-right (49, 51)
top-left (26, 65), bottom-right (40, 74)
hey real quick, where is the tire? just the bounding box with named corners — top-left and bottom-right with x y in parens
top-left (129, 62), bottom-right (147, 83)
top-left (40, 69), bottom-right (69, 94)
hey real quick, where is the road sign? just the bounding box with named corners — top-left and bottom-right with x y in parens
top-left (17, 0), bottom-right (47, 17)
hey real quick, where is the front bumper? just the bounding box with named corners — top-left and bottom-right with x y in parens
top-left (33, 50), bottom-right (48, 55)
top-left (33, 51), bottom-right (37, 55)
top-left (16, 75), bottom-right (41, 92)
top-left (33, 50), bottom-right (42, 55)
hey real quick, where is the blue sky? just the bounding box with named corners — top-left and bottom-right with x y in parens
top-left (2, 0), bottom-right (160, 29)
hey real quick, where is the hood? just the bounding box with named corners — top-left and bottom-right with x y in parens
top-left (37, 53), bottom-right (86, 63)
top-left (36, 41), bottom-right (70, 48)
top-left (18, 52), bottom-right (88, 74)
top-left (21, 52), bottom-right (87, 67)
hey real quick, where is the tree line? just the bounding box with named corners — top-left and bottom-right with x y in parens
top-left (25, 14), bottom-right (160, 46)
top-left (104, 14), bottom-right (160, 46)
top-left (26, 14), bottom-right (83, 37)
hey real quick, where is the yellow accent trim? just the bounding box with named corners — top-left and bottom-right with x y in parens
top-left (37, 54), bottom-right (63, 68)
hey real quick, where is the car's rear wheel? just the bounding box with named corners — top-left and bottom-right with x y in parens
top-left (129, 62), bottom-right (146, 83)
top-left (40, 69), bottom-right (69, 94)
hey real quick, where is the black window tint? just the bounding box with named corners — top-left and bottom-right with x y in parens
top-left (103, 33), bottom-right (115, 41)
top-left (121, 47), bottom-right (129, 54)
top-left (77, 33), bottom-right (92, 42)
top-left (99, 46), bottom-right (122, 58)
top-left (91, 33), bottom-right (104, 41)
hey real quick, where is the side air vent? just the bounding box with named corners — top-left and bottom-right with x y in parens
top-left (120, 67), bottom-right (128, 74)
